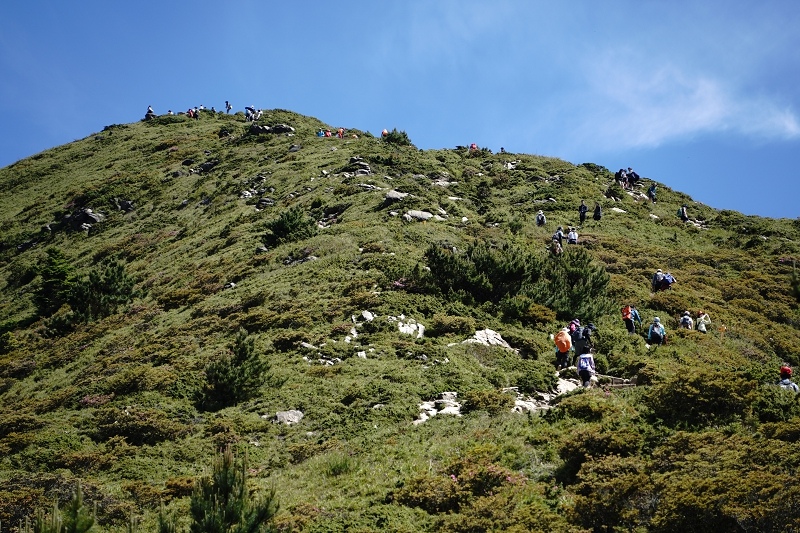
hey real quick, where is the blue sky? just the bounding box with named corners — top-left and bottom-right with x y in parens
top-left (2, 1), bottom-right (799, 218)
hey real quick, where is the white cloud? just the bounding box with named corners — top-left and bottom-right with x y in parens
top-left (559, 53), bottom-right (800, 154)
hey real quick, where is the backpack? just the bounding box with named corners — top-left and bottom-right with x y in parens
top-left (555, 332), bottom-right (571, 352)
top-left (578, 355), bottom-right (592, 370)
top-left (663, 273), bottom-right (675, 285)
top-left (677, 207), bottom-right (683, 217)
top-left (650, 326), bottom-right (663, 342)
top-left (621, 305), bottom-right (632, 320)
top-left (571, 327), bottom-right (584, 343)
top-left (680, 315), bottom-right (692, 328)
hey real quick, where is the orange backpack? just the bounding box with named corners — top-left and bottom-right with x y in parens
top-left (621, 305), bottom-right (632, 320)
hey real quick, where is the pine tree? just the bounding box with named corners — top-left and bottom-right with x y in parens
top-left (203, 329), bottom-right (268, 410)
top-left (189, 446), bottom-right (278, 533)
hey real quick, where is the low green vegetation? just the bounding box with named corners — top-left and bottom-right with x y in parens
top-left (0, 108), bottom-right (799, 531)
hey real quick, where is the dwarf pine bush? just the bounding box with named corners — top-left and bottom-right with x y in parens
top-left (202, 329), bottom-right (268, 410)
top-left (189, 445), bottom-right (278, 533)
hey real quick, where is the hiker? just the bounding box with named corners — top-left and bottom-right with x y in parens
top-left (553, 327), bottom-right (573, 370)
top-left (469, 143), bottom-right (478, 151)
top-left (648, 317), bottom-right (666, 345)
top-left (593, 202), bottom-right (602, 221)
top-left (551, 240), bottom-right (563, 255)
top-left (500, 147), bottom-right (506, 153)
top-left (147, 105), bottom-right (154, 115)
top-left (696, 310), bottom-right (711, 333)
top-left (647, 183), bottom-right (657, 203)
top-left (552, 226), bottom-right (565, 247)
top-left (567, 228), bottom-right (578, 244)
top-left (627, 167), bottom-right (640, 185)
top-left (225, 100), bottom-right (232, 114)
top-left (779, 366), bottom-right (799, 393)
top-left (193, 107), bottom-right (199, 119)
top-left (651, 269), bottom-right (665, 292)
top-left (573, 323), bottom-right (598, 363)
top-left (167, 110), bottom-right (173, 115)
top-left (382, 129), bottom-right (389, 137)
top-left (536, 210), bottom-right (546, 226)
top-left (679, 311), bottom-right (694, 330)
top-left (245, 106), bottom-right (256, 121)
top-left (324, 129), bottom-right (332, 137)
top-left (615, 169), bottom-right (628, 189)
top-left (317, 129), bottom-right (325, 137)
top-left (678, 204), bottom-right (689, 222)
top-left (338, 128), bottom-right (345, 139)
top-left (621, 304), bottom-right (643, 334)
top-left (579, 200), bottom-right (588, 225)
top-left (576, 351), bottom-right (596, 387)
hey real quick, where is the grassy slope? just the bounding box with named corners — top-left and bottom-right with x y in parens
top-left (1, 109), bottom-right (799, 531)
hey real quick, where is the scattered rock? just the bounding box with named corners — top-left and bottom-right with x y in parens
top-left (403, 210), bottom-right (434, 222)
top-left (270, 410), bottom-right (304, 425)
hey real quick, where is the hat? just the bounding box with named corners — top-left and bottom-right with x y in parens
top-left (781, 366), bottom-right (792, 377)
top-left (561, 327), bottom-right (570, 333)
top-left (537, 210), bottom-right (543, 214)
top-left (657, 269), bottom-right (662, 273)
top-left (653, 317), bottom-right (661, 323)
top-left (683, 311), bottom-right (690, 316)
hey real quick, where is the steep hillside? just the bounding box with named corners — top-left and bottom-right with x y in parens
top-left (1, 109), bottom-right (800, 532)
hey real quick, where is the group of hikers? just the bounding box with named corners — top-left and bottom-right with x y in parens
top-left (614, 167), bottom-right (641, 190)
top-left (538, 198), bottom-right (606, 255)
top-left (143, 101), bottom-right (243, 121)
top-left (317, 127), bottom-right (350, 138)
top-left (553, 319), bottom-right (599, 386)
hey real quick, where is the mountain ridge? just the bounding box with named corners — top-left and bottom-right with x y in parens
top-left (1, 108), bottom-right (799, 532)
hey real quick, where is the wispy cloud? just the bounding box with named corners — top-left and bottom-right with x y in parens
top-left (565, 52), bottom-right (800, 153)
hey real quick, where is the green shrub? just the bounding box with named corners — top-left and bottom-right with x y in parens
top-left (91, 407), bottom-right (189, 445)
top-left (461, 389), bottom-right (515, 415)
top-left (189, 445), bottom-right (279, 533)
top-left (428, 314), bottom-right (476, 336)
top-left (750, 384), bottom-right (800, 423)
top-left (382, 128), bottom-right (413, 147)
top-left (646, 370), bottom-right (754, 428)
top-left (262, 206), bottom-right (317, 247)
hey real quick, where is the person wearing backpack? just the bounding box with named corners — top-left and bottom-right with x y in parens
top-left (552, 226), bottom-right (564, 246)
top-left (679, 311), bottom-right (694, 330)
top-left (553, 327), bottom-right (573, 370)
top-left (576, 351), bottom-right (596, 387)
top-left (779, 366), bottom-right (799, 393)
top-left (572, 323), bottom-right (598, 364)
top-left (652, 269), bottom-right (664, 292)
top-left (536, 210), bottom-right (546, 226)
top-left (648, 317), bottom-right (666, 345)
top-left (578, 200), bottom-right (588, 225)
top-left (621, 305), bottom-right (643, 334)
